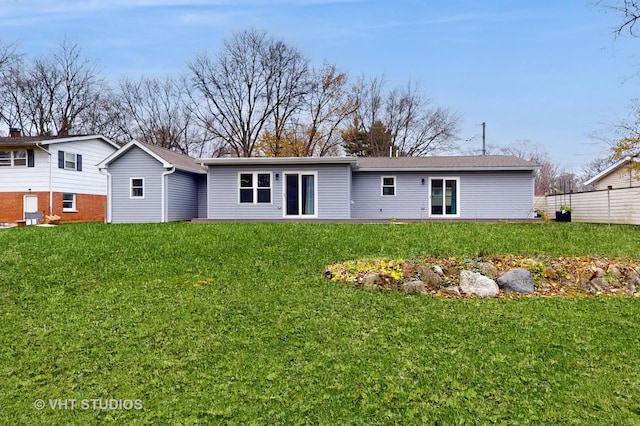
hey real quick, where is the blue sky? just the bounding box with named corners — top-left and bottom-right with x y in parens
top-left (1, 0), bottom-right (638, 170)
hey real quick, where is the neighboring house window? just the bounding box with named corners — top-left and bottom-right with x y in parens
top-left (57, 150), bottom-right (82, 171)
top-left (131, 178), bottom-right (145, 198)
top-left (430, 178), bottom-right (459, 216)
top-left (239, 172), bottom-right (272, 204)
top-left (0, 150), bottom-right (30, 167)
top-left (62, 193), bottom-right (76, 212)
top-left (381, 176), bottom-right (396, 196)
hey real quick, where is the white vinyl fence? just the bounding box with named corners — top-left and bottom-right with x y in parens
top-left (535, 187), bottom-right (640, 225)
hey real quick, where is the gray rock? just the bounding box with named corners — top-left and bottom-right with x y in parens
top-left (402, 280), bottom-right (426, 294)
top-left (433, 265), bottom-right (444, 276)
top-left (590, 277), bottom-right (610, 291)
top-left (442, 285), bottom-right (460, 296)
top-left (478, 262), bottom-right (498, 279)
top-left (592, 267), bottom-right (606, 279)
top-left (497, 268), bottom-right (535, 294)
top-left (459, 270), bottom-right (499, 297)
top-left (361, 271), bottom-right (382, 289)
top-left (416, 266), bottom-right (443, 288)
top-left (608, 265), bottom-right (622, 279)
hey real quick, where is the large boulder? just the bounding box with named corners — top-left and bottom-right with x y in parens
top-left (459, 270), bottom-right (499, 297)
top-left (497, 268), bottom-right (535, 294)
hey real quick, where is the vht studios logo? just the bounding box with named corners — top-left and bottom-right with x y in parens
top-left (34, 398), bottom-right (143, 411)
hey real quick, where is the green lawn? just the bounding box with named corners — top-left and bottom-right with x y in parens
top-left (1, 222), bottom-right (639, 424)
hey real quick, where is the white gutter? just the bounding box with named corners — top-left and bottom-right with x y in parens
top-left (35, 143), bottom-right (53, 216)
top-left (161, 167), bottom-right (176, 223)
top-left (99, 168), bottom-right (112, 223)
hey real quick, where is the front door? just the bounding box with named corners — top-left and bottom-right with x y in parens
top-left (284, 172), bottom-right (317, 218)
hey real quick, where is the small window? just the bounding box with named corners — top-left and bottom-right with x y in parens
top-left (239, 172), bottom-right (272, 204)
top-left (0, 151), bottom-right (11, 167)
top-left (62, 193), bottom-right (76, 212)
top-left (65, 152), bottom-right (77, 170)
top-left (13, 150), bottom-right (27, 167)
top-left (382, 176), bottom-right (396, 196)
top-left (131, 178), bottom-right (144, 198)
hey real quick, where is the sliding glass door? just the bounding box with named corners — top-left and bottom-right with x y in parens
top-left (430, 178), bottom-right (459, 217)
top-left (284, 172), bottom-right (317, 217)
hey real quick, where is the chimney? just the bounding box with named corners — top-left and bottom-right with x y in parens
top-left (9, 127), bottom-right (22, 138)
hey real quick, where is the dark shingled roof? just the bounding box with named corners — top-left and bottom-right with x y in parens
top-left (0, 135), bottom-right (77, 147)
top-left (354, 155), bottom-right (539, 170)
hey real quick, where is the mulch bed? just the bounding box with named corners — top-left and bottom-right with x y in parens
top-left (325, 255), bottom-right (640, 298)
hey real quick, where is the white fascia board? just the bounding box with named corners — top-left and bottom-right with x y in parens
top-left (43, 135), bottom-right (120, 149)
top-left (97, 140), bottom-right (172, 169)
top-left (354, 166), bottom-right (539, 172)
top-left (583, 157), bottom-right (631, 186)
top-left (197, 157), bottom-right (358, 166)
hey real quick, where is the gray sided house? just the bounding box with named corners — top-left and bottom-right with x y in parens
top-left (196, 155), bottom-right (538, 221)
top-left (98, 140), bottom-right (207, 223)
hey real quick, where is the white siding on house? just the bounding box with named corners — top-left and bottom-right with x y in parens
top-left (351, 171), bottom-right (535, 219)
top-left (108, 146), bottom-right (164, 223)
top-left (0, 148), bottom-right (50, 192)
top-left (592, 168), bottom-right (638, 190)
top-left (50, 138), bottom-right (115, 195)
top-left (208, 164), bottom-right (351, 219)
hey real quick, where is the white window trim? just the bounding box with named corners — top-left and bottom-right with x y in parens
top-left (130, 177), bottom-right (145, 199)
top-left (429, 177), bottom-right (460, 218)
top-left (64, 152), bottom-right (78, 171)
top-left (381, 175), bottom-right (396, 197)
top-left (283, 171), bottom-right (318, 219)
top-left (0, 150), bottom-right (27, 167)
top-left (62, 193), bottom-right (77, 212)
top-left (237, 172), bottom-right (273, 205)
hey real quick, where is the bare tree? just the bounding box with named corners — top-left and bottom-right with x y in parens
top-left (0, 40), bottom-right (107, 136)
top-left (188, 29), bottom-right (309, 157)
top-left (596, 0), bottom-right (640, 36)
top-left (491, 141), bottom-right (559, 195)
top-left (342, 74), bottom-right (460, 157)
top-left (259, 62), bottom-right (356, 157)
top-left (114, 75), bottom-right (215, 156)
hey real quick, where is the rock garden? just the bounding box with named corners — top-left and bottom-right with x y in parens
top-left (324, 255), bottom-right (640, 298)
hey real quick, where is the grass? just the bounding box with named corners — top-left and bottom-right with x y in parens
top-left (1, 222), bottom-right (639, 424)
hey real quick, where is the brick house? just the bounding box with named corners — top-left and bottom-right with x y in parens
top-left (0, 130), bottom-right (118, 224)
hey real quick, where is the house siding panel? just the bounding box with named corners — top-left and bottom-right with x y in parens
top-left (351, 170), bottom-right (535, 219)
top-left (108, 146), bottom-right (164, 223)
top-left (0, 148), bottom-right (51, 192)
top-left (197, 175), bottom-right (207, 219)
top-left (167, 170), bottom-right (198, 221)
top-left (208, 164), bottom-right (351, 219)
top-left (50, 138), bottom-right (115, 195)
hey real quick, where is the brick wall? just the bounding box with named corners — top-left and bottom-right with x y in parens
top-left (0, 192), bottom-right (106, 223)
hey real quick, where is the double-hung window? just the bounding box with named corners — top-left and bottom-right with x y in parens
top-left (239, 172), bottom-right (271, 204)
top-left (381, 176), bottom-right (396, 196)
top-left (62, 193), bottom-right (76, 212)
top-left (57, 150), bottom-right (82, 171)
top-left (130, 178), bottom-right (144, 198)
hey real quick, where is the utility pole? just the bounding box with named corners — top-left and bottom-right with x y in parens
top-left (482, 122), bottom-right (486, 155)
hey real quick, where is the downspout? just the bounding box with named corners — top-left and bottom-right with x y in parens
top-left (35, 143), bottom-right (52, 216)
top-left (99, 168), bottom-right (111, 223)
top-left (161, 167), bottom-right (176, 223)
